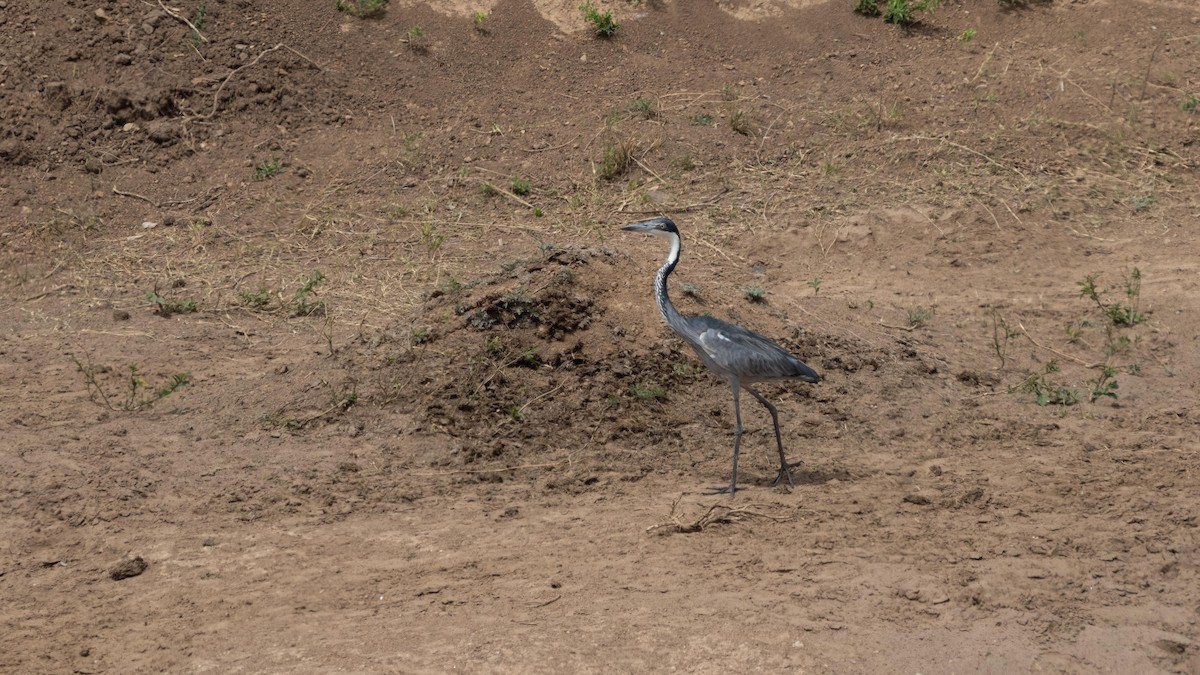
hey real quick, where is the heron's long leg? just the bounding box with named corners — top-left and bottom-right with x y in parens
top-left (706, 380), bottom-right (743, 496)
top-left (745, 385), bottom-right (794, 487)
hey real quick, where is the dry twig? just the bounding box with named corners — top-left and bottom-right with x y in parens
top-left (646, 497), bottom-right (798, 534)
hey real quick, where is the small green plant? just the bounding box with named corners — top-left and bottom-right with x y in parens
top-left (440, 277), bottom-right (465, 294)
top-left (1132, 194), bottom-right (1155, 212)
top-left (599, 140), bottom-right (633, 180)
top-left (1019, 360), bottom-right (1080, 407)
top-left (689, 113), bottom-right (714, 126)
top-left (730, 110), bottom-right (752, 136)
top-left (853, 0), bottom-right (880, 16)
top-left (338, 391), bottom-right (359, 411)
top-left (672, 363), bottom-right (694, 377)
top-left (632, 97), bottom-right (657, 119)
top-left (580, 3), bottom-right (618, 37)
top-left (1078, 269), bottom-right (1144, 327)
top-left (808, 277), bottom-right (823, 295)
top-left (721, 84), bottom-right (739, 102)
top-left (501, 258), bottom-right (526, 272)
top-left (991, 313), bottom-right (1022, 369)
top-left (469, 310), bottom-right (495, 330)
top-left (190, 3), bottom-right (206, 47)
top-left (146, 289), bottom-right (197, 317)
top-left (502, 288), bottom-right (538, 320)
top-left (480, 182), bottom-right (498, 197)
top-left (511, 177), bottom-right (532, 196)
top-left (336, 0), bottom-right (387, 17)
top-left (473, 11), bottom-right (489, 30)
top-left (681, 283), bottom-right (702, 299)
top-left (73, 356), bottom-right (191, 412)
top-left (906, 305), bottom-right (933, 327)
top-left (1182, 93), bottom-right (1199, 112)
top-left (629, 381), bottom-right (666, 401)
top-left (520, 347), bottom-right (541, 366)
top-left (672, 155), bottom-right (696, 172)
top-left (1087, 364), bottom-right (1119, 403)
top-left (1064, 319), bottom-right (1091, 343)
top-left (406, 25), bottom-right (427, 51)
top-left (411, 327), bottom-right (432, 344)
top-left (958, 28), bottom-right (977, 42)
top-left (238, 288), bottom-right (273, 310)
top-left (254, 157), bottom-right (281, 181)
top-left (291, 270), bottom-right (327, 317)
top-left (882, 0), bottom-right (940, 24)
top-left (532, 207), bottom-right (544, 217)
top-left (744, 286), bottom-right (766, 303)
top-left (419, 222), bottom-right (445, 252)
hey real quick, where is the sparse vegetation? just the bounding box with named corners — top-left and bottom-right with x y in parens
top-left (469, 310), bottom-right (495, 330)
top-left (808, 278), bottom-right (823, 295)
top-left (632, 97), bottom-right (658, 119)
top-left (406, 25), bottom-right (427, 51)
top-left (146, 289), bottom-right (197, 317)
top-left (336, 0), bottom-right (387, 18)
top-left (1078, 268), bottom-right (1144, 328)
top-left (291, 270), bottom-right (327, 317)
top-left (853, 0), bottom-right (880, 16)
top-left (681, 283), bottom-right (702, 299)
top-left (580, 3), bottom-right (618, 37)
top-left (238, 288), bottom-right (273, 309)
top-left (420, 222), bottom-right (445, 252)
top-left (958, 28), bottom-right (977, 42)
top-left (254, 157), bottom-right (281, 181)
top-left (744, 286), bottom-right (766, 303)
top-left (1183, 93), bottom-right (1199, 112)
top-left (190, 3), bottom-right (206, 47)
top-left (599, 140), bottom-right (633, 180)
top-left (73, 356), bottom-right (191, 412)
top-left (1132, 194), bottom-right (1155, 212)
top-left (473, 11), bottom-right (488, 30)
top-left (991, 313), bottom-right (1023, 369)
top-left (629, 381), bottom-right (666, 401)
top-left (905, 305), bottom-right (933, 328)
top-left (689, 113), bottom-right (714, 126)
top-left (511, 177), bottom-right (532, 196)
top-left (881, 0), bottom-right (941, 24)
top-left (411, 327), bottom-right (432, 345)
top-left (1018, 360), bottom-right (1080, 407)
top-left (729, 110), bottom-right (753, 136)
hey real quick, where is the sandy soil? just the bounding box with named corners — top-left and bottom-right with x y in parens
top-left (2, 0), bottom-right (1199, 672)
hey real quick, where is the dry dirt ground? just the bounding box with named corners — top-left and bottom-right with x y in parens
top-left (2, 0), bottom-right (1199, 672)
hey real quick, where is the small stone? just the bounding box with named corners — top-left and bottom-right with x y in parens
top-left (112, 310), bottom-right (130, 322)
top-left (141, 221), bottom-right (158, 229)
top-left (114, 53), bottom-right (132, 66)
top-left (94, 8), bottom-right (109, 21)
top-left (903, 494), bottom-right (931, 506)
top-left (110, 556), bottom-right (148, 580)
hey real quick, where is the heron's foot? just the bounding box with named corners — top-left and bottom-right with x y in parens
top-left (703, 483), bottom-right (738, 497)
top-left (771, 462), bottom-right (797, 488)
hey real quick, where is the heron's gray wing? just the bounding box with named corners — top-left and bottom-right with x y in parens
top-left (689, 315), bottom-right (820, 382)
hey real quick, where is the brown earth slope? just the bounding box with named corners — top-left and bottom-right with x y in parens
top-left (2, 0), bottom-right (1199, 672)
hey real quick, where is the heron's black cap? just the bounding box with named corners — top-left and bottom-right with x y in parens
top-left (621, 216), bottom-right (678, 235)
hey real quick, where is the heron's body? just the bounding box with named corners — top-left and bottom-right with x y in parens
top-left (623, 216), bottom-right (820, 495)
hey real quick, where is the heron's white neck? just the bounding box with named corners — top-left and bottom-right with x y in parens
top-left (654, 232), bottom-right (686, 332)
